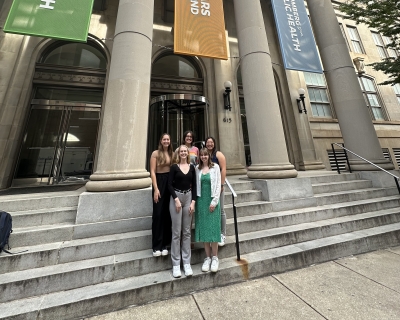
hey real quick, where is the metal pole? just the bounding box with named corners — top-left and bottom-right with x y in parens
top-left (331, 143), bottom-right (340, 174)
top-left (342, 143), bottom-right (352, 173)
top-left (232, 193), bottom-right (241, 261)
top-left (395, 177), bottom-right (400, 195)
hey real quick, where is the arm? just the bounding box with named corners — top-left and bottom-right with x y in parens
top-left (210, 167), bottom-right (221, 208)
top-left (189, 165), bottom-right (197, 214)
top-left (150, 151), bottom-right (160, 203)
top-left (217, 151), bottom-right (226, 187)
top-left (167, 165), bottom-right (178, 199)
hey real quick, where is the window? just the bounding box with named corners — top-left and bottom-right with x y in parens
top-left (152, 54), bottom-right (201, 78)
top-left (358, 77), bottom-right (386, 120)
top-left (347, 26), bottom-right (364, 53)
top-left (42, 43), bottom-right (107, 69)
top-left (382, 36), bottom-right (398, 58)
top-left (339, 23), bottom-right (350, 50)
top-left (304, 72), bottom-right (332, 118)
top-left (393, 84), bottom-right (400, 104)
top-left (371, 32), bottom-right (387, 58)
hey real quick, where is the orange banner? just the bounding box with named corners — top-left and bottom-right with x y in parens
top-left (174, 0), bottom-right (228, 60)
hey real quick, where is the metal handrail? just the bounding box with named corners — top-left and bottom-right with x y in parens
top-left (225, 178), bottom-right (241, 261)
top-left (331, 143), bottom-right (400, 194)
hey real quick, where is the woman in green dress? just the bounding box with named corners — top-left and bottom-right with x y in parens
top-left (195, 148), bottom-right (222, 273)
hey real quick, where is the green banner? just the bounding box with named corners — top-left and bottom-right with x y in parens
top-left (3, 0), bottom-right (94, 42)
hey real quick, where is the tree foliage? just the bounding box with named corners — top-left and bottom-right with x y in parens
top-left (339, 0), bottom-right (400, 85)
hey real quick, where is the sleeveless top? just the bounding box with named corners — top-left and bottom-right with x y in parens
top-left (211, 152), bottom-right (219, 165)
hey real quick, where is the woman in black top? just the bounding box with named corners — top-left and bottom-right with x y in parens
top-left (168, 145), bottom-right (197, 278)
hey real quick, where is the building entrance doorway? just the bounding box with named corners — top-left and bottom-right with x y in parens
top-left (13, 100), bottom-right (100, 186)
top-left (147, 94), bottom-right (209, 159)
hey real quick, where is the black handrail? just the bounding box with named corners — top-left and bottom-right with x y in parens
top-left (225, 179), bottom-right (240, 261)
top-left (331, 143), bottom-right (400, 195)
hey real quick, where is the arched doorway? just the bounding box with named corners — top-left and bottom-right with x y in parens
top-left (13, 41), bottom-right (107, 186)
top-left (148, 53), bottom-right (208, 154)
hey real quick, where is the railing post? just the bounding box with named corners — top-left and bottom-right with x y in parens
top-left (394, 177), bottom-right (400, 195)
top-left (331, 143), bottom-right (340, 174)
top-left (342, 143), bottom-right (352, 173)
top-left (232, 193), bottom-right (241, 261)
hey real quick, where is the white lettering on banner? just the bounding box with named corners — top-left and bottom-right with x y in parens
top-left (283, 0), bottom-right (303, 52)
top-left (39, 0), bottom-right (55, 10)
top-left (190, 0), bottom-right (210, 16)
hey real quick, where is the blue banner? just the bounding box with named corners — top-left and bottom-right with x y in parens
top-left (271, 0), bottom-right (323, 73)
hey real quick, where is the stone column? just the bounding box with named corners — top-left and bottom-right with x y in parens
top-left (85, 0), bottom-right (153, 192)
top-left (233, 0), bottom-right (297, 179)
top-left (213, 33), bottom-right (247, 175)
top-left (306, 0), bottom-right (393, 170)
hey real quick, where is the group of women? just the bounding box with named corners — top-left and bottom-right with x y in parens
top-left (149, 131), bottom-right (226, 278)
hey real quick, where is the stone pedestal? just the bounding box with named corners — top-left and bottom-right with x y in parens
top-left (306, 0), bottom-right (393, 171)
top-left (233, 0), bottom-right (297, 179)
top-left (86, 0), bottom-right (154, 192)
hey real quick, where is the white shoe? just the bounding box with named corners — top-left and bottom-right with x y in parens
top-left (153, 250), bottom-right (161, 257)
top-left (210, 256), bottom-right (219, 272)
top-left (202, 257), bottom-right (211, 272)
top-left (183, 264), bottom-right (193, 277)
top-left (218, 234), bottom-right (226, 247)
top-left (161, 248), bottom-right (168, 256)
top-left (172, 266), bottom-right (181, 278)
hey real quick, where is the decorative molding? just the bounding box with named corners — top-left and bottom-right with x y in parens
top-left (33, 71), bottom-right (106, 86)
top-left (151, 81), bottom-right (203, 92)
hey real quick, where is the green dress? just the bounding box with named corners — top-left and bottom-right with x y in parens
top-left (195, 173), bottom-right (221, 242)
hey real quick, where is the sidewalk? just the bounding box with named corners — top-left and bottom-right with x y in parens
top-left (86, 246), bottom-right (400, 320)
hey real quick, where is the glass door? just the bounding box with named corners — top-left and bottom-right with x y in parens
top-left (147, 94), bottom-right (209, 166)
top-left (14, 103), bottom-right (100, 186)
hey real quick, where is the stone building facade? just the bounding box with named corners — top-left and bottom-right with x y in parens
top-left (0, 0), bottom-right (399, 195)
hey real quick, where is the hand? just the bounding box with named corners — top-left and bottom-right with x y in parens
top-left (175, 198), bottom-right (181, 213)
top-left (189, 202), bottom-right (195, 215)
top-left (153, 189), bottom-right (161, 203)
top-left (209, 204), bottom-right (215, 212)
top-left (220, 185), bottom-right (224, 193)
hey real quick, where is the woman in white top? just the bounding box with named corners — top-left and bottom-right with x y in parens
top-left (195, 148), bottom-right (221, 272)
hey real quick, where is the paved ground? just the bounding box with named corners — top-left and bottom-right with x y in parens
top-left (86, 246), bottom-right (400, 320)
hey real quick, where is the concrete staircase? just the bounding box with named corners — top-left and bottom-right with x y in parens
top-left (1, 173), bottom-right (400, 319)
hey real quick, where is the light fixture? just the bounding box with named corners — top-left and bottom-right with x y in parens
top-left (296, 88), bottom-right (307, 114)
top-left (223, 81), bottom-right (232, 111)
top-left (353, 57), bottom-right (365, 76)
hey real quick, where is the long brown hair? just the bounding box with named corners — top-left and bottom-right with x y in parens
top-left (174, 145), bottom-right (190, 164)
top-left (156, 133), bottom-right (173, 166)
top-left (198, 148), bottom-right (214, 170)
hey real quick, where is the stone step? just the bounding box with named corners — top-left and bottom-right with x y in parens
top-left (225, 180), bottom-right (255, 191)
top-left (2, 206), bottom-right (399, 303)
top-left (10, 207), bottom-right (77, 228)
top-left (224, 189), bottom-right (262, 205)
top-left (315, 187), bottom-right (389, 206)
top-left (226, 196), bottom-right (400, 235)
top-left (2, 222), bottom-right (399, 320)
top-left (0, 193), bottom-right (79, 212)
top-left (312, 180), bottom-right (372, 194)
top-left (308, 172), bottom-right (360, 184)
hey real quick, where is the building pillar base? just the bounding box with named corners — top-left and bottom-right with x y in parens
top-left (348, 159), bottom-right (394, 171)
top-left (298, 161), bottom-right (326, 171)
top-left (247, 164), bottom-right (298, 179)
top-left (86, 170), bottom-right (151, 192)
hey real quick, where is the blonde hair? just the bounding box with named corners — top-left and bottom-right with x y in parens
top-left (174, 145), bottom-right (190, 164)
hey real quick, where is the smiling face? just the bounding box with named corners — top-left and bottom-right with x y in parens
top-left (179, 145), bottom-right (189, 159)
top-left (161, 134), bottom-right (170, 148)
top-left (206, 138), bottom-right (215, 151)
top-left (200, 151), bottom-right (209, 164)
top-left (184, 133), bottom-right (193, 145)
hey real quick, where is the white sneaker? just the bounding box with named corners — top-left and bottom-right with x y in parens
top-left (172, 266), bottom-right (181, 278)
top-left (153, 250), bottom-right (161, 257)
top-left (218, 234), bottom-right (226, 247)
top-left (183, 264), bottom-right (193, 277)
top-left (161, 248), bottom-right (168, 256)
top-left (202, 257), bottom-right (211, 272)
top-left (210, 256), bottom-right (219, 272)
